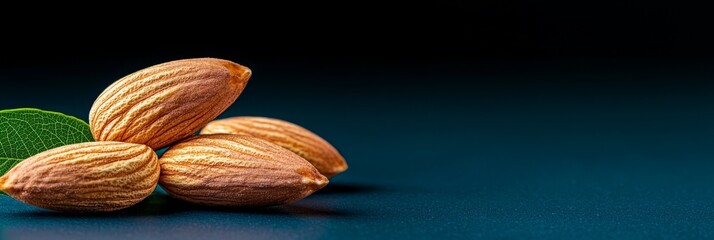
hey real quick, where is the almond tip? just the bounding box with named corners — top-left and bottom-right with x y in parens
top-left (301, 175), bottom-right (329, 190)
top-left (0, 175), bottom-right (9, 192)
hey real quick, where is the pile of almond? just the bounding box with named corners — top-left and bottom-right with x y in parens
top-left (0, 58), bottom-right (347, 212)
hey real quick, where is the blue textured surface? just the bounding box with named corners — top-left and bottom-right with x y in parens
top-left (2, 61), bottom-right (714, 239)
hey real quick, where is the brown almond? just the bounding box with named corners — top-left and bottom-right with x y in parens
top-left (159, 134), bottom-right (328, 207)
top-left (0, 142), bottom-right (159, 212)
top-left (89, 58), bottom-right (252, 149)
top-left (201, 117), bottom-right (347, 177)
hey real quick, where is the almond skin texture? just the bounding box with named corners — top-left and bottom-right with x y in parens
top-left (0, 142), bottom-right (159, 212)
top-left (201, 117), bottom-right (347, 178)
top-left (89, 58), bottom-right (252, 149)
top-left (159, 134), bottom-right (328, 207)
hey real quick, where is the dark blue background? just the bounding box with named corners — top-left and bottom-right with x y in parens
top-left (2, 59), bottom-right (714, 239)
top-left (2, 3), bottom-right (714, 239)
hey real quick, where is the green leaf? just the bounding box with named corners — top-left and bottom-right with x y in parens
top-left (0, 157), bottom-right (21, 176)
top-left (0, 108), bottom-right (94, 194)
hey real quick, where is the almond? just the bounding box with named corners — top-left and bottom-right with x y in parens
top-left (89, 58), bottom-right (252, 150)
top-left (0, 142), bottom-right (159, 212)
top-left (159, 134), bottom-right (328, 207)
top-left (201, 117), bottom-right (347, 178)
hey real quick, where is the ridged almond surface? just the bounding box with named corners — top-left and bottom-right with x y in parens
top-left (159, 134), bottom-right (328, 207)
top-left (0, 142), bottom-right (159, 212)
top-left (89, 58), bottom-right (252, 149)
top-left (201, 117), bottom-right (347, 177)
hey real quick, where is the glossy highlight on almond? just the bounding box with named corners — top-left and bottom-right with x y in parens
top-left (159, 134), bottom-right (328, 207)
top-left (89, 58), bottom-right (252, 149)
